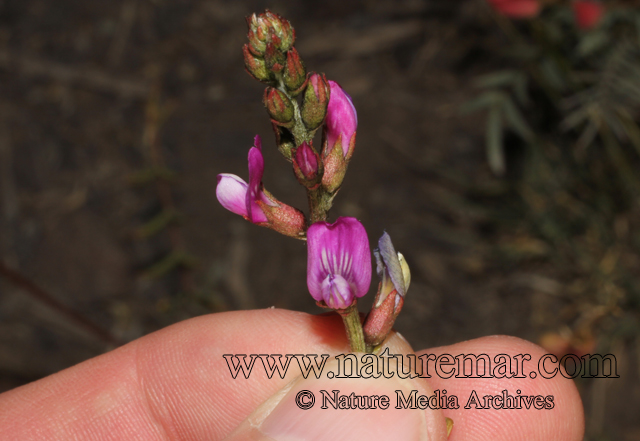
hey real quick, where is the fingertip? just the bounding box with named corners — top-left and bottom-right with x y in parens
top-left (416, 335), bottom-right (584, 441)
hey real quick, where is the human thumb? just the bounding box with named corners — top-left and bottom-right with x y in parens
top-left (224, 333), bottom-right (449, 441)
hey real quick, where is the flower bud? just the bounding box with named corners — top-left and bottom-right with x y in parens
top-left (301, 73), bottom-right (330, 131)
top-left (247, 26), bottom-right (267, 57)
top-left (242, 44), bottom-right (273, 84)
top-left (321, 80), bottom-right (357, 193)
top-left (263, 87), bottom-right (294, 125)
top-left (363, 232), bottom-right (410, 347)
top-left (292, 142), bottom-right (322, 188)
top-left (263, 42), bottom-right (286, 73)
top-left (283, 48), bottom-right (306, 94)
top-left (246, 10), bottom-right (295, 56)
top-left (324, 80), bottom-right (357, 159)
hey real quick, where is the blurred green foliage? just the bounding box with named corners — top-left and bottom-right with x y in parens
top-left (466, 0), bottom-right (640, 385)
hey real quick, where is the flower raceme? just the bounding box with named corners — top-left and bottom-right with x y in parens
top-left (487, 0), bottom-right (540, 18)
top-left (216, 135), bottom-right (306, 238)
top-left (306, 217), bottom-right (371, 310)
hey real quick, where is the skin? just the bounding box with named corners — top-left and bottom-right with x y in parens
top-left (0, 309), bottom-right (584, 440)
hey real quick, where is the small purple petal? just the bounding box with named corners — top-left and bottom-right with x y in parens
top-left (307, 217), bottom-right (371, 305)
top-left (295, 142), bottom-right (318, 178)
top-left (216, 174), bottom-right (249, 217)
top-left (246, 138), bottom-right (268, 223)
top-left (326, 80), bottom-right (358, 157)
top-left (376, 232), bottom-right (406, 297)
top-left (321, 274), bottom-right (354, 309)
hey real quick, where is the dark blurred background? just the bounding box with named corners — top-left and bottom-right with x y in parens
top-left (0, 0), bottom-right (637, 439)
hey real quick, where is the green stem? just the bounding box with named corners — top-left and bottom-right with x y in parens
top-left (337, 304), bottom-right (366, 353)
top-left (276, 74), bottom-right (311, 147)
top-left (308, 187), bottom-right (335, 223)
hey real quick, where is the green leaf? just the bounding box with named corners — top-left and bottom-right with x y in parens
top-left (539, 58), bottom-right (566, 91)
top-left (128, 167), bottom-right (177, 186)
top-left (460, 91), bottom-right (502, 114)
top-left (486, 106), bottom-right (505, 176)
top-left (501, 96), bottom-right (534, 142)
top-left (561, 107), bottom-right (591, 131)
top-left (617, 110), bottom-right (640, 158)
top-left (474, 70), bottom-right (519, 89)
top-left (513, 73), bottom-right (530, 105)
top-left (577, 31), bottom-right (611, 57)
top-left (143, 252), bottom-right (198, 279)
top-left (135, 210), bottom-right (181, 239)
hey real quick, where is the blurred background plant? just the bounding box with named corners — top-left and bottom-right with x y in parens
top-left (467, 1), bottom-right (640, 436)
top-left (0, 1), bottom-right (637, 439)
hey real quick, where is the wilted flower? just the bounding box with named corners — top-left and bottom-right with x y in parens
top-left (216, 135), bottom-right (306, 237)
top-left (573, 0), bottom-right (604, 30)
top-left (307, 217), bottom-right (371, 309)
top-left (486, 0), bottom-right (540, 18)
top-left (363, 232), bottom-right (411, 347)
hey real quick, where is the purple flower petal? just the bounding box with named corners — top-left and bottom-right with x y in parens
top-left (321, 274), bottom-right (353, 309)
top-left (307, 217), bottom-right (371, 306)
top-left (216, 135), bottom-right (273, 224)
top-left (375, 232), bottom-right (406, 297)
top-left (294, 142), bottom-right (318, 178)
top-left (325, 81), bottom-right (358, 157)
top-left (246, 136), bottom-right (268, 223)
top-left (216, 174), bottom-right (249, 217)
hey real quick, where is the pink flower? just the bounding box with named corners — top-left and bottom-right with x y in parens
top-left (217, 135), bottom-right (307, 238)
top-left (487, 0), bottom-right (540, 18)
top-left (325, 80), bottom-right (357, 158)
top-left (216, 135), bottom-right (272, 223)
top-left (307, 217), bottom-right (371, 309)
top-left (573, 0), bottom-right (604, 30)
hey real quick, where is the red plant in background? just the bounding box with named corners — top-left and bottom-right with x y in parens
top-left (487, 0), bottom-right (540, 18)
top-left (573, 0), bottom-right (605, 29)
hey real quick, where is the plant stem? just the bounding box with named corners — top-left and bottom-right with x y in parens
top-left (337, 304), bottom-right (366, 353)
top-left (0, 261), bottom-right (123, 347)
top-left (308, 187), bottom-right (335, 223)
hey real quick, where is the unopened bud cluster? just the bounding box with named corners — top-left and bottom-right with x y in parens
top-left (242, 11), bottom-right (357, 203)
